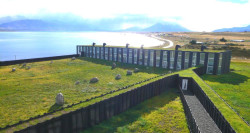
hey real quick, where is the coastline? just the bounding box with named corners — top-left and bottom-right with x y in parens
top-left (149, 34), bottom-right (174, 48)
top-left (0, 32), bottom-right (170, 61)
top-left (143, 33), bottom-right (174, 49)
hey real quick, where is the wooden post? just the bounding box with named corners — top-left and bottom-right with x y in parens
top-left (108, 47), bottom-right (110, 60)
top-left (181, 51), bottom-right (185, 70)
top-left (196, 52), bottom-right (200, 65)
top-left (153, 50), bottom-right (156, 67)
top-left (188, 52), bottom-right (193, 68)
top-left (204, 52), bottom-right (209, 73)
top-left (121, 48), bottom-right (124, 63)
top-left (132, 49), bottom-right (134, 64)
top-left (174, 51), bottom-right (178, 70)
top-left (167, 51), bottom-right (170, 69)
top-left (159, 50), bottom-right (163, 68)
top-left (213, 53), bottom-right (219, 75)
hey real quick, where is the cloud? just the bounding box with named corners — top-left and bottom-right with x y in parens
top-left (1, 0), bottom-right (250, 31)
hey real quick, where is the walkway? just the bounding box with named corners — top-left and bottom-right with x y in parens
top-left (183, 90), bottom-right (221, 133)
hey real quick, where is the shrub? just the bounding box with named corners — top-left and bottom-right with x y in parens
top-left (189, 40), bottom-right (197, 44)
top-left (220, 37), bottom-right (227, 42)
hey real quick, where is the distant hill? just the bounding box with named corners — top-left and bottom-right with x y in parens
top-left (213, 25), bottom-right (250, 32)
top-left (0, 16), bottom-right (26, 24)
top-left (142, 23), bottom-right (190, 32)
top-left (0, 19), bottom-right (53, 31)
top-left (0, 19), bottom-right (97, 31)
top-left (0, 17), bottom-right (191, 32)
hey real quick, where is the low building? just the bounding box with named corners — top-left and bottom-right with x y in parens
top-left (230, 40), bottom-right (245, 42)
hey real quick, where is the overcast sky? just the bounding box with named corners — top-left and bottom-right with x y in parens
top-left (1, 0), bottom-right (249, 31)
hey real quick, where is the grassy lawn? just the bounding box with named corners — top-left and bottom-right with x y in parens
top-left (201, 61), bottom-right (250, 124)
top-left (0, 57), bottom-right (169, 128)
top-left (82, 89), bottom-right (189, 133)
top-left (2, 55), bottom-right (249, 133)
top-left (178, 67), bottom-right (250, 132)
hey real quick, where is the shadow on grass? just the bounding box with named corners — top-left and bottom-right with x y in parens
top-left (81, 89), bottom-right (178, 133)
top-left (202, 72), bottom-right (248, 85)
top-left (78, 57), bottom-right (170, 75)
top-left (48, 104), bottom-right (63, 113)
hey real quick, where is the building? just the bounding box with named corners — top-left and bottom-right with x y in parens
top-left (76, 45), bottom-right (231, 75)
top-left (230, 40), bottom-right (245, 42)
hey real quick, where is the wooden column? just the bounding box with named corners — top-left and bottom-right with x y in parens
top-left (159, 50), bottom-right (163, 68)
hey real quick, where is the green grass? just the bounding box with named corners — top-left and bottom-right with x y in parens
top-left (201, 61), bottom-right (250, 124)
top-left (0, 57), bottom-right (169, 128)
top-left (1, 56), bottom-right (249, 133)
top-left (82, 89), bottom-right (189, 133)
top-left (177, 67), bottom-right (250, 132)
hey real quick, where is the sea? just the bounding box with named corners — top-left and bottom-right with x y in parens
top-left (0, 32), bottom-right (164, 61)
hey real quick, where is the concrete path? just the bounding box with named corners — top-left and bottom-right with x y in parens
top-left (183, 90), bottom-right (221, 133)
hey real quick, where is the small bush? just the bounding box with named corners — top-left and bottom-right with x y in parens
top-left (220, 37), bottom-right (227, 42)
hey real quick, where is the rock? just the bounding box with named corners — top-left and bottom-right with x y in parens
top-left (112, 62), bottom-right (116, 69)
top-left (75, 81), bottom-right (80, 85)
top-left (134, 68), bottom-right (139, 73)
top-left (56, 93), bottom-right (64, 105)
top-left (12, 68), bottom-right (16, 72)
top-left (50, 60), bottom-right (53, 64)
top-left (127, 70), bottom-right (132, 75)
top-left (72, 57), bottom-right (76, 60)
top-left (27, 66), bottom-right (31, 70)
top-left (168, 71), bottom-right (172, 74)
top-left (90, 77), bottom-right (99, 83)
top-left (115, 74), bottom-right (121, 80)
top-left (22, 63), bottom-right (27, 68)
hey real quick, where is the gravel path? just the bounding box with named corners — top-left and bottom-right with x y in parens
top-left (183, 90), bottom-right (221, 133)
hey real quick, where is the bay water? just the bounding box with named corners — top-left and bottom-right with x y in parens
top-left (0, 32), bottom-right (163, 61)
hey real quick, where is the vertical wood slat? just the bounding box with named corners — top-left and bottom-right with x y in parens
top-left (137, 49), bottom-right (140, 65)
top-left (132, 49), bottom-right (134, 64)
top-left (174, 51), bottom-right (178, 70)
top-left (196, 52), bottom-right (200, 65)
top-left (181, 51), bottom-right (185, 70)
top-left (121, 48), bottom-right (123, 63)
top-left (159, 50), bottom-right (163, 68)
top-left (167, 51), bottom-right (170, 69)
top-left (153, 50), bottom-right (156, 67)
top-left (147, 50), bottom-right (150, 66)
top-left (108, 47), bottom-right (110, 61)
top-left (188, 52), bottom-right (193, 68)
top-left (127, 48), bottom-right (129, 63)
top-left (213, 53), bottom-right (220, 75)
top-left (203, 53), bottom-right (209, 74)
top-left (112, 48), bottom-right (114, 61)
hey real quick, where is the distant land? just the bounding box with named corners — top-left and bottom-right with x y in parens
top-left (0, 15), bottom-right (191, 32)
top-left (0, 19), bottom-right (191, 32)
top-left (0, 15), bottom-right (249, 32)
top-left (142, 23), bottom-right (190, 32)
top-left (213, 25), bottom-right (250, 32)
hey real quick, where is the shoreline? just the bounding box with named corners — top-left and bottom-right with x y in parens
top-left (148, 34), bottom-right (174, 48)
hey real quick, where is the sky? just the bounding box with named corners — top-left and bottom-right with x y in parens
top-left (0, 0), bottom-right (250, 31)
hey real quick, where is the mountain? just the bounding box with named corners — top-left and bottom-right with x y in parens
top-left (142, 23), bottom-right (190, 32)
top-left (0, 16), bottom-right (26, 24)
top-left (213, 25), bottom-right (250, 32)
top-left (0, 19), bottom-right (98, 31)
top-left (0, 15), bottom-right (191, 32)
top-left (0, 19), bottom-right (53, 31)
